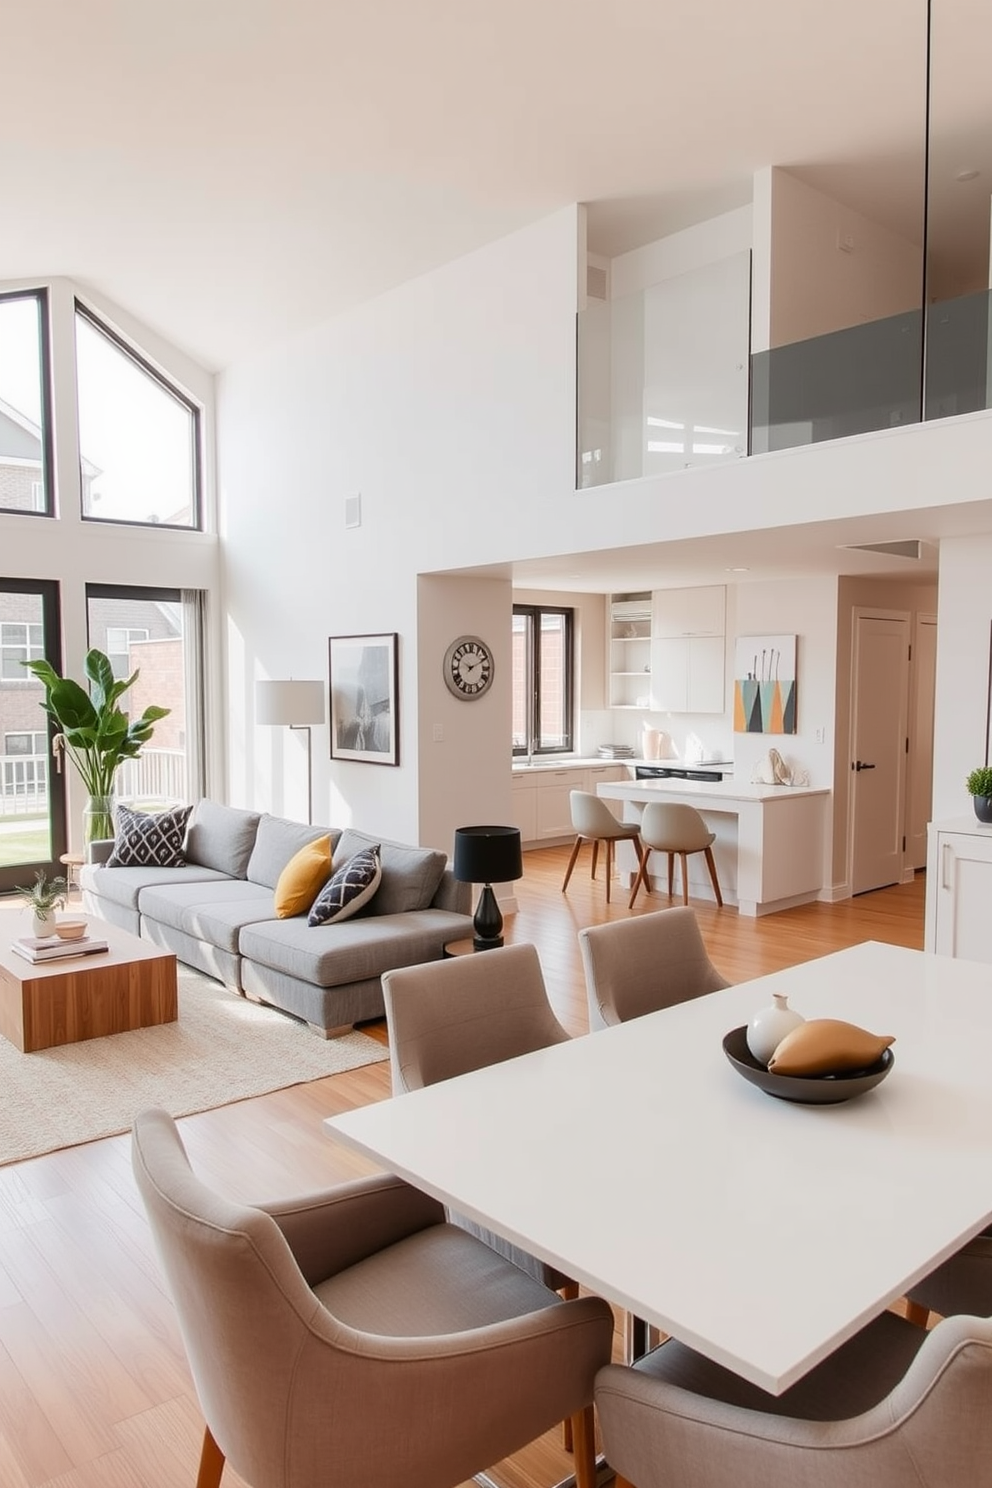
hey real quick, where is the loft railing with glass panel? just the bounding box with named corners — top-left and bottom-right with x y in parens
top-left (576, 0), bottom-right (991, 484)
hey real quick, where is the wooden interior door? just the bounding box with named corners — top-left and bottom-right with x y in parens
top-left (850, 610), bottom-right (911, 895)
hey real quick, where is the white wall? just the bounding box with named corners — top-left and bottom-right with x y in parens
top-left (731, 577), bottom-right (840, 793)
top-left (417, 574), bottom-right (513, 854)
top-left (752, 167), bottom-right (923, 351)
top-left (217, 207), bottom-right (581, 850)
top-left (932, 534), bottom-right (992, 820)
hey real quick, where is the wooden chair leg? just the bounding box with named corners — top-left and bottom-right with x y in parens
top-left (679, 853), bottom-right (689, 904)
top-left (570, 1405), bottom-right (597, 1488)
top-left (628, 845), bottom-right (650, 909)
top-left (703, 844), bottom-right (723, 907)
top-left (562, 836), bottom-right (583, 892)
top-left (559, 1277), bottom-right (581, 1450)
top-left (605, 838), bottom-right (613, 903)
top-left (904, 1299), bottom-right (931, 1328)
top-left (667, 852), bottom-right (675, 897)
top-left (196, 1427), bottom-right (225, 1488)
top-left (590, 839), bottom-right (600, 880)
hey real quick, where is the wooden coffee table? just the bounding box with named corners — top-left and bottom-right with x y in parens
top-left (0, 919), bottom-right (178, 1053)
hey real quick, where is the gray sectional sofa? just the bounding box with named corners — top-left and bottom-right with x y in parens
top-left (80, 800), bottom-right (473, 1036)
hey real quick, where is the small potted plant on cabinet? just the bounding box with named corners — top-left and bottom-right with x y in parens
top-left (15, 870), bottom-right (69, 937)
top-left (965, 765), bottom-right (992, 824)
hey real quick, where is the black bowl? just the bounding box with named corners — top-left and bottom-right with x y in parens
top-left (722, 1026), bottom-right (894, 1104)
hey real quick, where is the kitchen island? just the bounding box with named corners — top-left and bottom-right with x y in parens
top-left (596, 778), bottom-right (830, 917)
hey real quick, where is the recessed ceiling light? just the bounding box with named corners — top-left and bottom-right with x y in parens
top-left (956, 167), bottom-right (980, 182)
top-left (726, 566), bottom-right (750, 572)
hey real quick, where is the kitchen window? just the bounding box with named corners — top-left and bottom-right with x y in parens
top-left (512, 605), bottom-right (574, 756)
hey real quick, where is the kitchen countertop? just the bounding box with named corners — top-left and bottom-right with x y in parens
top-left (512, 756), bottom-right (627, 772)
top-left (599, 777), bottom-right (824, 805)
top-left (511, 757), bottom-right (732, 773)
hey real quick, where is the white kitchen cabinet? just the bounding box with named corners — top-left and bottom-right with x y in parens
top-left (652, 585), bottom-right (726, 639)
top-left (647, 585), bottom-right (726, 713)
top-left (925, 817), bottom-right (992, 964)
top-left (509, 773), bottom-right (538, 843)
top-left (511, 763), bottom-right (629, 845)
top-left (535, 770), bottom-right (579, 838)
top-left (651, 635), bottom-right (726, 713)
top-left (585, 764), bottom-right (629, 819)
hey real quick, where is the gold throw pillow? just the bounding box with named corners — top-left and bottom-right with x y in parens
top-left (274, 836), bottom-right (332, 919)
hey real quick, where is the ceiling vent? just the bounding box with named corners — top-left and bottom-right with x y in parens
top-left (842, 539), bottom-right (924, 560)
top-left (586, 264), bottom-right (608, 301)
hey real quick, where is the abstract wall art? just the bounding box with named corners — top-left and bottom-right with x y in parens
top-left (733, 634), bottom-right (797, 734)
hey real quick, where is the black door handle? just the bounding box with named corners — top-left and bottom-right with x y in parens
top-left (853, 760), bottom-right (876, 771)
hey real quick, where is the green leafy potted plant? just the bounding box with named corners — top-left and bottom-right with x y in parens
top-left (23, 648), bottom-right (170, 851)
top-left (15, 870), bottom-right (69, 936)
top-left (965, 765), bottom-right (992, 824)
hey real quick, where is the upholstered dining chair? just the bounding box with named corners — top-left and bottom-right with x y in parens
top-left (562, 790), bottom-right (646, 905)
top-left (578, 906), bottom-right (730, 1031)
top-left (132, 1107), bottom-right (613, 1488)
top-left (628, 801), bottom-right (723, 909)
top-left (382, 945), bottom-right (578, 1288)
top-left (903, 1230), bottom-right (992, 1327)
top-left (595, 1311), bottom-right (992, 1488)
top-left (382, 945), bottom-right (584, 1452)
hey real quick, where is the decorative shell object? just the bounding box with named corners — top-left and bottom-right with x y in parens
top-left (746, 993), bottom-right (805, 1065)
top-left (767, 1019), bottom-right (895, 1076)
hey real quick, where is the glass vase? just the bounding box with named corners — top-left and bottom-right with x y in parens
top-left (83, 795), bottom-right (116, 856)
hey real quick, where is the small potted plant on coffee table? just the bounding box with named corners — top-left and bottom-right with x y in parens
top-left (15, 870), bottom-right (69, 937)
top-left (965, 765), bottom-right (992, 824)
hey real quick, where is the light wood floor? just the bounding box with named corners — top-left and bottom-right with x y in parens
top-left (0, 852), bottom-right (925, 1488)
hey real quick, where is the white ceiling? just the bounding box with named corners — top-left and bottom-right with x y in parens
top-left (5, 0), bottom-right (987, 374)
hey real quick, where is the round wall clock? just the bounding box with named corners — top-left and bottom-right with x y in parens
top-left (443, 635), bottom-right (495, 699)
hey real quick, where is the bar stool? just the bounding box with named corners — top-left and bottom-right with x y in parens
top-left (562, 791), bottom-right (646, 905)
top-left (628, 801), bottom-right (722, 909)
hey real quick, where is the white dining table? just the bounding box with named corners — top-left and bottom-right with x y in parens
top-left (324, 941), bottom-right (992, 1394)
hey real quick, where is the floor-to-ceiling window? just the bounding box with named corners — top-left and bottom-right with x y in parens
top-left (0, 580), bottom-right (68, 891)
top-left (86, 585), bottom-right (206, 808)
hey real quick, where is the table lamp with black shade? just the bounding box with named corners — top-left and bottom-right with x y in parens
top-left (452, 825), bottom-right (523, 951)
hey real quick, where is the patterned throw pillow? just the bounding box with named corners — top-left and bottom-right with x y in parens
top-left (308, 846), bottom-right (382, 927)
top-left (107, 804), bottom-right (193, 868)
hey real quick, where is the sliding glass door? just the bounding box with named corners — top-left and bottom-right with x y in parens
top-left (0, 579), bottom-right (67, 893)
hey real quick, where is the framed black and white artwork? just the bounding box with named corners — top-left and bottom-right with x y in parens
top-left (329, 632), bottom-right (399, 766)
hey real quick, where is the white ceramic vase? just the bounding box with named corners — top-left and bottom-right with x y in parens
top-left (32, 910), bottom-right (57, 938)
top-left (746, 992), bottom-right (805, 1066)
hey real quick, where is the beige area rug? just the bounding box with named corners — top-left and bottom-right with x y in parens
top-left (0, 968), bottom-right (388, 1166)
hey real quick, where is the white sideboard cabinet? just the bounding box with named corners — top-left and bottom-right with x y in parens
top-left (925, 817), bottom-right (992, 965)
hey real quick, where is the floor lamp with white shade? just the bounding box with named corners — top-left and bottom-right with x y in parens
top-left (255, 680), bottom-right (325, 824)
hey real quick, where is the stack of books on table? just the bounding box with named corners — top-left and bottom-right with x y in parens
top-left (11, 934), bottom-right (110, 965)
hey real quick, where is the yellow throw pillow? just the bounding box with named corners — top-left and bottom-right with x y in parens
top-left (274, 836), bottom-right (332, 918)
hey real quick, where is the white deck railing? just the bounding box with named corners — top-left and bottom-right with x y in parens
top-left (0, 748), bottom-right (187, 818)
